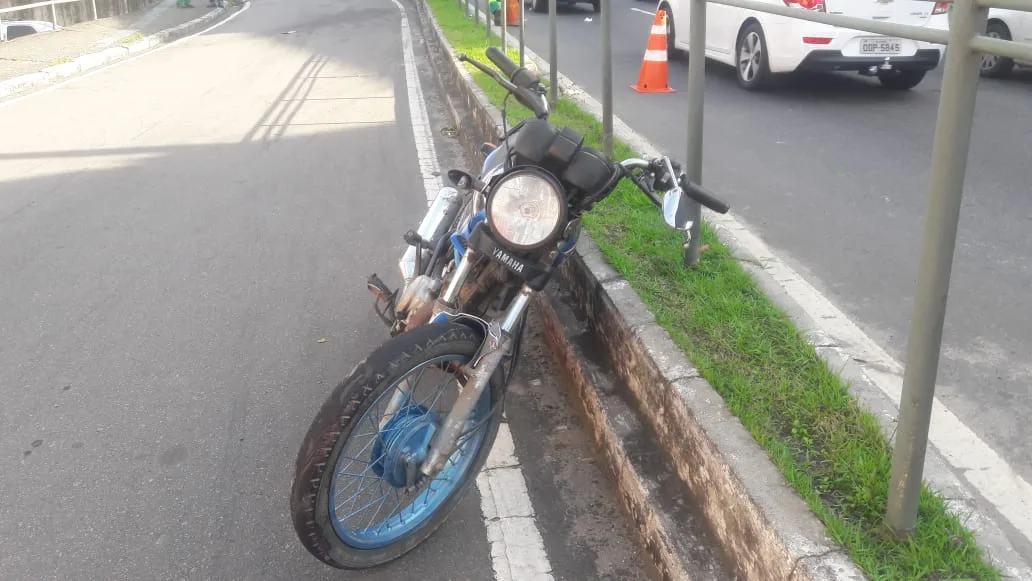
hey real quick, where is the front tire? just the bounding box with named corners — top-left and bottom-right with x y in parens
top-left (659, 3), bottom-right (685, 61)
top-left (735, 22), bottom-right (771, 90)
top-left (290, 323), bottom-right (504, 569)
top-left (877, 69), bottom-right (926, 90)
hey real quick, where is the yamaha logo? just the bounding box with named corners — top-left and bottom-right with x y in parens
top-left (493, 247), bottom-right (525, 274)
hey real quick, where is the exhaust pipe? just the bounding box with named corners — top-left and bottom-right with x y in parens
top-left (399, 187), bottom-right (463, 283)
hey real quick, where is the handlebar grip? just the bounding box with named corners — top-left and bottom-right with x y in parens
top-left (684, 180), bottom-right (730, 214)
top-left (486, 46), bottom-right (518, 80)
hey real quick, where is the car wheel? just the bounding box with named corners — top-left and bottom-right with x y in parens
top-left (877, 69), bottom-right (925, 90)
top-left (659, 3), bottom-right (685, 61)
top-left (980, 21), bottom-right (1014, 78)
top-left (735, 22), bottom-right (771, 90)
top-left (531, 0), bottom-right (547, 13)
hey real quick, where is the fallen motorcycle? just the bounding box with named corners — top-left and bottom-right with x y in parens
top-left (289, 46), bottom-right (730, 569)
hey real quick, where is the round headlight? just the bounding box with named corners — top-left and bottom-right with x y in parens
top-left (486, 168), bottom-right (566, 251)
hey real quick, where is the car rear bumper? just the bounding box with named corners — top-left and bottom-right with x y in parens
top-left (796, 49), bottom-right (943, 72)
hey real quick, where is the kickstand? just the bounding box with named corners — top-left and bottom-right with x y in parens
top-left (367, 274), bottom-right (398, 327)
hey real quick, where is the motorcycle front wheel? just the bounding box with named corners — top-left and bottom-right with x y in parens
top-left (290, 322), bottom-right (503, 569)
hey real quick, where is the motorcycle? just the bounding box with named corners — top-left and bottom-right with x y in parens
top-left (289, 46), bottom-right (730, 570)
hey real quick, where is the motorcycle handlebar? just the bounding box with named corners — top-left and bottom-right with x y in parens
top-left (485, 46), bottom-right (518, 80)
top-left (682, 178), bottom-right (730, 214)
top-left (457, 53), bottom-right (548, 119)
top-left (618, 157), bottom-right (730, 215)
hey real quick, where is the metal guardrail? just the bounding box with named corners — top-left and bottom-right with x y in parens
top-left (0, 0), bottom-right (99, 41)
top-left (671, 0), bottom-right (1030, 537)
top-left (467, 0), bottom-right (1029, 539)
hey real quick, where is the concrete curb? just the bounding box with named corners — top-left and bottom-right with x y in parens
top-left (0, 4), bottom-right (236, 101)
top-left (409, 1), bottom-right (866, 579)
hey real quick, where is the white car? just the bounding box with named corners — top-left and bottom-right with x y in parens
top-left (657, 0), bottom-right (950, 90)
top-left (1, 20), bottom-right (60, 42)
top-left (980, 7), bottom-right (1032, 77)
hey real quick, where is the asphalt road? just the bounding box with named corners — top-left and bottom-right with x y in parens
top-left (499, 0), bottom-right (1032, 486)
top-left (0, 1), bottom-right (655, 579)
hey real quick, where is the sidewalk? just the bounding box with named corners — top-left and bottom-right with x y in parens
top-left (0, 0), bottom-right (219, 83)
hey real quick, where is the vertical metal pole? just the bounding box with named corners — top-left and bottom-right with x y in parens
top-left (601, 0), bottom-right (613, 157)
top-left (502, 0), bottom-right (507, 50)
top-left (465, 0), bottom-right (470, 19)
top-left (487, 0), bottom-right (491, 39)
top-left (885, 0), bottom-right (988, 538)
top-left (683, 0), bottom-right (705, 266)
top-left (92, 0), bottom-right (100, 20)
top-left (548, 0), bottom-right (558, 107)
top-left (519, 0), bottom-right (525, 67)
top-left (50, 0), bottom-right (58, 27)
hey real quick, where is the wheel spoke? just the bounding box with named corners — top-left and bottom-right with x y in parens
top-left (361, 481), bottom-right (394, 532)
top-left (340, 488), bottom-right (393, 524)
top-left (324, 351), bottom-right (493, 549)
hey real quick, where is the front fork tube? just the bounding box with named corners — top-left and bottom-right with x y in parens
top-left (380, 251), bottom-right (479, 428)
top-left (421, 284), bottom-right (534, 477)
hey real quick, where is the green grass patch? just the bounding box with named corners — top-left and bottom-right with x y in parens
top-left (46, 56), bottom-right (74, 67)
top-left (426, 1), bottom-right (1002, 579)
top-left (120, 32), bottom-right (147, 45)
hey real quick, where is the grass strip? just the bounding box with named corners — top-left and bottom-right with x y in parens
top-left (424, 1), bottom-right (1001, 579)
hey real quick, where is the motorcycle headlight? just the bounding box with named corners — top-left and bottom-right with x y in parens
top-left (486, 168), bottom-right (566, 251)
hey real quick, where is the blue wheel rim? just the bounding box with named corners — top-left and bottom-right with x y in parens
top-left (328, 354), bottom-right (492, 549)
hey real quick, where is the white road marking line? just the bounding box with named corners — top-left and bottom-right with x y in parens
top-left (631, 7), bottom-right (656, 16)
top-left (389, 1), bottom-right (555, 578)
top-left (391, 0), bottom-right (444, 206)
top-left (0, 1), bottom-right (252, 110)
top-left (478, 422), bottom-right (555, 581)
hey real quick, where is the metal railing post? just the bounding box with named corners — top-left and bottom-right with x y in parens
top-left (50, 0), bottom-right (58, 27)
top-left (885, 0), bottom-right (989, 538)
top-left (683, 0), bottom-right (706, 266)
top-left (92, 0), bottom-right (99, 19)
top-left (601, 0), bottom-right (613, 157)
top-left (501, 0), bottom-right (507, 49)
top-left (548, 0), bottom-right (557, 108)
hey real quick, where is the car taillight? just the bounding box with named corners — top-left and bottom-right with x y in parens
top-left (784, 0), bottom-right (826, 11)
top-left (932, 1), bottom-right (950, 15)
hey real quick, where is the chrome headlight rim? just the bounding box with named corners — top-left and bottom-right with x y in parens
top-left (485, 166), bottom-right (568, 252)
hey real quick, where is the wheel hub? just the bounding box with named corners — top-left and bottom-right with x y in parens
top-left (370, 405), bottom-right (440, 489)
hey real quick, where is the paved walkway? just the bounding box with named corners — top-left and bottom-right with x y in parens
top-left (0, 0), bottom-right (218, 82)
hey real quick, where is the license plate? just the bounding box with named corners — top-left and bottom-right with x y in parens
top-left (860, 38), bottom-right (903, 55)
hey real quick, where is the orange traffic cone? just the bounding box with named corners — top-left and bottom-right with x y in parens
top-left (506, 0), bottom-right (520, 26)
top-left (630, 10), bottom-right (676, 93)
